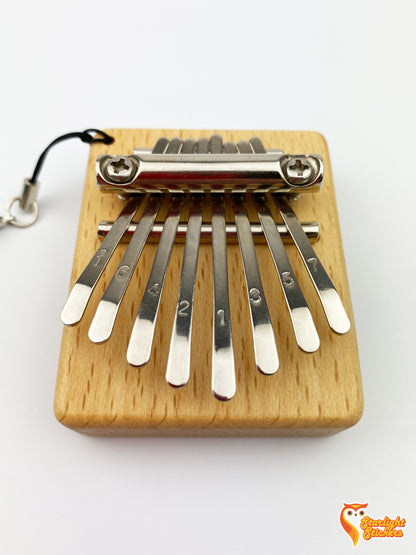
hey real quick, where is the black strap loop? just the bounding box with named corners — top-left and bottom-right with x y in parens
top-left (29, 128), bottom-right (114, 183)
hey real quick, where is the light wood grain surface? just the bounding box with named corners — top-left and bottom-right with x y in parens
top-left (54, 129), bottom-right (363, 436)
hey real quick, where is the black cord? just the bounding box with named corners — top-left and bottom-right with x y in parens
top-left (29, 128), bottom-right (114, 183)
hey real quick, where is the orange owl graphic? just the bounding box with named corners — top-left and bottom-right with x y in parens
top-left (340, 503), bottom-right (368, 546)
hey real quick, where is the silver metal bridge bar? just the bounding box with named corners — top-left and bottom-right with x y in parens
top-left (97, 220), bottom-right (320, 244)
top-left (96, 152), bottom-right (324, 193)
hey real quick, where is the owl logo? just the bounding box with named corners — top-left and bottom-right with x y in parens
top-left (340, 503), bottom-right (368, 546)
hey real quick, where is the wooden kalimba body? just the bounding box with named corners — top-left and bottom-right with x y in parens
top-left (55, 129), bottom-right (363, 436)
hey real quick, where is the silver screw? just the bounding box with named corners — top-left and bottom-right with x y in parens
top-left (103, 156), bottom-right (137, 183)
top-left (285, 157), bottom-right (313, 185)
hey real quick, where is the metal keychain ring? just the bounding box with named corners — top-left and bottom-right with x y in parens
top-left (7, 196), bottom-right (39, 228)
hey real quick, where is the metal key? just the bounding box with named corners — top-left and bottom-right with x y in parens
top-left (209, 135), bottom-right (236, 400)
top-left (127, 137), bottom-right (186, 366)
top-left (166, 194), bottom-right (203, 387)
top-left (233, 194), bottom-right (279, 374)
top-left (273, 196), bottom-right (350, 334)
top-left (127, 194), bottom-right (184, 366)
top-left (61, 196), bottom-right (143, 326)
top-left (211, 193), bottom-right (236, 400)
top-left (239, 136), bottom-right (279, 372)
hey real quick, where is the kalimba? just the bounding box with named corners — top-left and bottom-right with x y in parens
top-left (55, 129), bottom-right (362, 436)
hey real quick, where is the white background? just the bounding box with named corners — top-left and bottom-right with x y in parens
top-left (1, 1), bottom-right (415, 553)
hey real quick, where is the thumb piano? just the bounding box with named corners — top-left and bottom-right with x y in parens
top-left (55, 129), bottom-right (363, 436)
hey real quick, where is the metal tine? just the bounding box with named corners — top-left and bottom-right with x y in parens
top-left (166, 137), bottom-right (183, 153)
top-left (211, 193), bottom-right (236, 400)
top-left (236, 140), bottom-right (254, 154)
top-left (210, 133), bottom-right (236, 400)
top-left (61, 196), bottom-right (143, 326)
top-left (223, 141), bottom-right (237, 154)
top-left (249, 137), bottom-right (266, 154)
top-left (273, 196), bottom-right (351, 334)
top-left (210, 134), bottom-right (224, 153)
top-left (127, 194), bottom-right (184, 366)
top-left (152, 137), bottom-right (170, 154)
top-left (182, 138), bottom-right (196, 154)
top-left (88, 194), bottom-right (163, 343)
top-left (196, 137), bottom-right (209, 154)
top-left (253, 194), bottom-right (320, 353)
top-left (236, 135), bottom-right (278, 374)
top-left (233, 194), bottom-right (279, 374)
top-left (166, 194), bottom-right (203, 388)
top-left (127, 136), bottom-right (185, 366)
